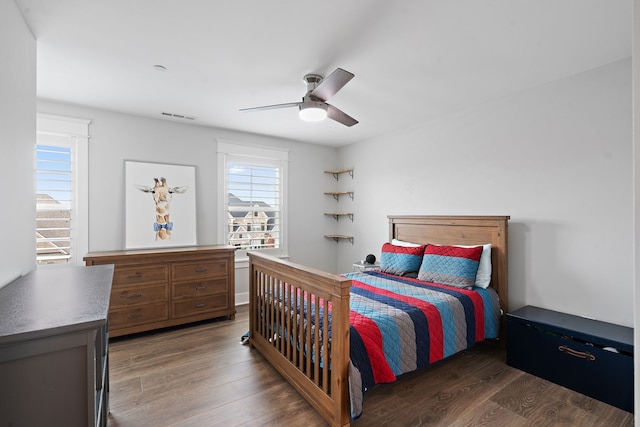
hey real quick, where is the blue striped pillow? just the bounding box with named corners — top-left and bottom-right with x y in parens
top-left (418, 244), bottom-right (483, 289)
top-left (379, 242), bottom-right (426, 276)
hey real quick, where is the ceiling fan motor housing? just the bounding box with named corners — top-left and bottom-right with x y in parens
top-left (303, 74), bottom-right (323, 93)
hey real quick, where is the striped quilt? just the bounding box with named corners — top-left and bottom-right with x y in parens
top-left (344, 270), bottom-right (500, 419)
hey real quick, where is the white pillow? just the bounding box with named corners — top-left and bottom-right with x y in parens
top-left (391, 239), bottom-right (422, 247)
top-left (391, 239), bottom-right (491, 288)
top-left (466, 243), bottom-right (492, 288)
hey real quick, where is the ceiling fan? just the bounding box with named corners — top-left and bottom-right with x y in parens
top-left (240, 68), bottom-right (358, 127)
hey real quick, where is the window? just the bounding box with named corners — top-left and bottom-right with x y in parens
top-left (218, 141), bottom-right (288, 260)
top-left (36, 139), bottom-right (73, 265)
top-left (227, 161), bottom-right (280, 250)
top-left (35, 114), bottom-right (90, 267)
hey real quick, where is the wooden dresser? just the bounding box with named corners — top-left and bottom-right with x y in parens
top-left (84, 245), bottom-right (235, 337)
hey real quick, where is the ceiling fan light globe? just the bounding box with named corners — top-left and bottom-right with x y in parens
top-left (299, 103), bottom-right (328, 122)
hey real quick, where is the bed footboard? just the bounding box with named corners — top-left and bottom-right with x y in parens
top-left (248, 252), bottom-right (352, 427)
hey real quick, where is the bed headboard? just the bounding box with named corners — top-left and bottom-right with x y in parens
top-left (388, 215), bottom-right (510, 315)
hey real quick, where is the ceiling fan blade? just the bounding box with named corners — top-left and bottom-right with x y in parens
top-left (327, 104), bottom-right (358, 127)
top-left (239, 102), bottom-right (300, 112)
top-left (310, 68), bottom-right (354, 101)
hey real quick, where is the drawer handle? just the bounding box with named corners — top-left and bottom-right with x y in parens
top-left (127, 273), bottom-right (143, 279)
top-left (125, 294), bottom-right (143, 299)
top-left (558, 345), bottom-right (596, 361)
top-left (194, 268), bottom-right (208, 273)
top-left (195, 284), bottom-right (207, 290)
top-left (195, 303), bottom-right (207, 308)
top-left (127, 313), bottom-right (143, 319)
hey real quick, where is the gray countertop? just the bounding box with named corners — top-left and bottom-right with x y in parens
top-left (0, 265), bottom-right (114, 344)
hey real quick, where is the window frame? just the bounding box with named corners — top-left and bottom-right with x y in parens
top-left (217, 140), bottom-right (288, 262)
top-left (36, 114), bottom-right (90, 268)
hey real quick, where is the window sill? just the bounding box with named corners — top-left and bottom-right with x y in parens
top-left (234, 253), bottom-right (289, 269)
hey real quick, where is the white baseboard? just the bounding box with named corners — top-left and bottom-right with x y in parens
top-left (235, 292), bottom-right (249, 306)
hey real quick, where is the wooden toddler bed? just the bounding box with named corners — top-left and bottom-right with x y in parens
top-left (248, 215), bottom-right (509, 427)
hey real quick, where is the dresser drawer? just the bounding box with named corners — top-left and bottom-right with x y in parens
top-left (113, 264), bottom-right (168, 287)
top-left (110, 284), bottom-right (169, 308)
top-left (172, 295), bottom-right (228, 318)
top-left (172, 278), bottom-right (227, 299)
top-left (172, 260), bottom-right (228, 281)
top-left (109, 303), bottom-right (169, 329)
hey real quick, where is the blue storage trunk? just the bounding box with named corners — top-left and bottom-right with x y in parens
top-left (506, 305), bottom-right (633, 413)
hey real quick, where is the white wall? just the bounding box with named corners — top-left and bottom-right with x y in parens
top-left (35, 101), bottom-right (339, 300)
top-left (632, 0), bottom-right (639, 419)
top-left (0, 0), bottom-right (36, 288)
top-left (338, 59), bottom-right (633, 327)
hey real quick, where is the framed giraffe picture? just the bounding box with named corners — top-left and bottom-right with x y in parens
top-left (124, 160), bottom-right (197, 249)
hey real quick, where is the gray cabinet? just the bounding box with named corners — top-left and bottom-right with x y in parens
top-left (0, 265), bottom-right (114, 427)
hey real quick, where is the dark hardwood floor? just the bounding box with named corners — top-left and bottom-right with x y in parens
top-left (108, 304), bottom-right (633, 426)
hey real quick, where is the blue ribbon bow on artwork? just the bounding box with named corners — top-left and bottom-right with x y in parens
top-left (154, 222), bottom-right (173, 232)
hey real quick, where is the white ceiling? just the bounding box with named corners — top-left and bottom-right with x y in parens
top-left (15, 0), bottom-right (632, 147)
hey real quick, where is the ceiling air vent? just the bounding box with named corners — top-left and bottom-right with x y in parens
top-left (161, 112), bottom-right (197, 121)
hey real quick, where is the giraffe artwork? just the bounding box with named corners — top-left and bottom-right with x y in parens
top-left (136, 177), bottom-right (188, 240)
top-left (125, 161), bottom-right (197, 249)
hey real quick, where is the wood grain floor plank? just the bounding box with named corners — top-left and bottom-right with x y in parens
top-left (451, 400), bottom-right (528, 427)
top-left (549, 385), bottom-right (634, 426)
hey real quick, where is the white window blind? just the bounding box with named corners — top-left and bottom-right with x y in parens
top-left (218, 141), bottom-right (288, 259)
top-left (35, 138), bottom-right (74, 265)
top-left (227, 162), bottom-right (281, 250)
top-left (35, 114), bottom-right (90, 268)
